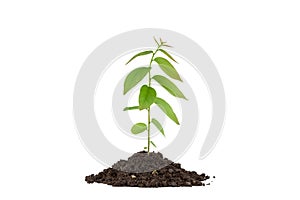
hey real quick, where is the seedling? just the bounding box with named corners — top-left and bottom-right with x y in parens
top-left (123, 37), bottom-right (187, 153)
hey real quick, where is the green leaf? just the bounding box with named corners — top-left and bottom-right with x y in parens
top-left (151, 118), bottom-right (165, 136)
top-left (153, 37), bottom-right (159, 45)
top-left (153, 57), bottom-right (182, 81)
top-left (162, 44), bottom-right (173, 48)
top-left (151, 141), bottom-right (157, 148)
top-left (159, 49), bottom-right (177, 63)
top-left (131, 123), bottom-right (147, 134)
top-left (152, 75), bottom-right (187, 100)
top-left (139, 85), bottom-right (157, 110)
top-left (144, 147), bottom-right (148, 150)
top-left (123, 67), bottom-right (150, 95)
top-left (125, 51), bottom-right (153, 65)
top-left (123, 106), bottom-right (139, 111)
top-left (154, 97), bottom-right (179, 125)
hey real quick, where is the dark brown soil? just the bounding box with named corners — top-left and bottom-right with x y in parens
top-left (85, 151), bottom-right (211, 187)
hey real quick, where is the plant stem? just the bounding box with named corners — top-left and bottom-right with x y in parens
top-left (147, 108), bottom-right (150, 153)
top-left (147, 43), bottom-right (162, 153)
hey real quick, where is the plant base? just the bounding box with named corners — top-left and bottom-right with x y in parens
top-left (85, 151), bottom-right (213, 187)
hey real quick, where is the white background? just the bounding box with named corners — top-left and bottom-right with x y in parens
top-left (0, 0), bottom-right (299, 199)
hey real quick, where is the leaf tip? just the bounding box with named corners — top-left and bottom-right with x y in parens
top-left (125, 60), bottom-right (130, 65)
top-left (174, 118), bottom-right (180, 125)
top-left (153, 36), bottom-right (159, 45)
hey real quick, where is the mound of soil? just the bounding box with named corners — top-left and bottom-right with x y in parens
top-left (85, 151), bottom-right (212, 187)
top-left (112, 151), bottom-right (172, 173)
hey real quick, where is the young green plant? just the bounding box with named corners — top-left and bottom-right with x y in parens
top-left (123, 37), bottom-right (187, 153)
